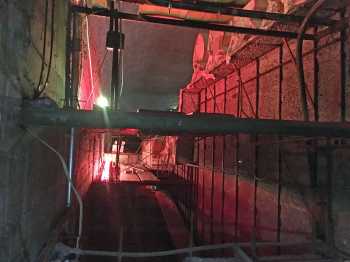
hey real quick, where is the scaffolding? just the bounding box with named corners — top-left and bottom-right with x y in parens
top-left (22, 0), bottom-right (349, 261)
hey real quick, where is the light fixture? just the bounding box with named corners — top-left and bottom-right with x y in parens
top-left (95, 95), bottom-right (110, 109)
top-left (106, 30), bottom-right (125, 51)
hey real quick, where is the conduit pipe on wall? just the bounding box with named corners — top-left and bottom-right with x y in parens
top-left (67, 127), bottom-right (75, 207)
top-left (21, 108), bottom-right (350, 138)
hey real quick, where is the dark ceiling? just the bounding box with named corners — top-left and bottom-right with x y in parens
top-left (91, 3), bottom-right (198, 112)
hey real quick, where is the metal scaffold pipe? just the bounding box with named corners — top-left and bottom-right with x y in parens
top-left (21, 107), bottom-right (350, 138)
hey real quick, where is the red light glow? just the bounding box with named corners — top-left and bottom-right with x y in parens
top-left (100, 153), bottom-right (116, 182)
top-left (100, 153), bottom-right (115, 182)
top-left (79, 16), bottom-right (103, 110)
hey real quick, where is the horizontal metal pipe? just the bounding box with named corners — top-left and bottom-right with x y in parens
top-left (71, 4), bottom-right (336, 27)
top-left (21, 108), bottom-right (350, 138)
top-left (148, 0), bottom-right (337, 26)
top-left (74, 241), bottom-right (314, 258)
top-left (71, 6), bottom-right (315, 40)
top-left (140, 15), bottom-right (314, 40)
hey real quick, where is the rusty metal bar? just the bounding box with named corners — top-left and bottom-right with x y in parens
top-left (234, 69), bottom-right (241, 239)
top-left (149, 0), bottom-right (337, 27)
top-left (142, 15), bottom-right (315, 40)
top-left (325, 140), bottom-right (334, 247)
top-left (71, 6), bottom-right (316, 40)
top-left (220, 77), bottom-right (227, 245)
top-left (65, 4), bottom-right (73, 108)
top-left (314, 27), bottom-right (320, 122)
top-left (22, 107), bottom-right (350, 137)
top-left (202, 88), bottom-right (207, 240)
top-left (252, 58), bottom-right (260, 258)
top-left (72, 4), bottom-right (337, 27)
top-left (195, 91), bottom-right (201, 242)
top-left (76, 241), bottom-right (315, 258)
top-left (277, 45), bottom-right (283, 252)
top-left (340, 9), bottom-right (347, 122)
top-left (110, 1), bottom-right (121, 110)
top-left (210, 85), bottom-right (216, 244)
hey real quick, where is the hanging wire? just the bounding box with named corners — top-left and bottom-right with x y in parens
top-left (283, 38), bottom-right (315, 110)
top-left (35, 0), bottom-right (56, 98)
top-left (80, 0), bottom-right (97, 108)
top-left (34, 0), bottom-right (49, 98)
top-left (25, 128), bottom-right (83, 249)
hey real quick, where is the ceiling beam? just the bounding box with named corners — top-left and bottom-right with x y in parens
top-left (71, 6), bottom-right (316, 40)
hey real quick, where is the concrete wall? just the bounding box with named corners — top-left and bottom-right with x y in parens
top-left (177, 19), bottom-right (350, 255)
top-left (0, 1), bottom-right (74, 261)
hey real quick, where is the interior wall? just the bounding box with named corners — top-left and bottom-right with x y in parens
top-left (74, 130), bottom-right (104, 195)
top-left (176, 24), bottom-right (350, 253)
top-left (0, 1), bottom-right (71, 261)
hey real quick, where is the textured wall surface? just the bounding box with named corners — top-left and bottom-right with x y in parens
top-left (74, 130), bottom-right (104, 196)
top-left (0, 1), bottom-right (70, 261)
top-left (176, 19), bottom-right (350, 255)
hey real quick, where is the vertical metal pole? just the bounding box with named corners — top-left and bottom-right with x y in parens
top-left (67, 127), bottom-right (75, 207)
top-left (66, 3), bottom-right (76, 207)
top-left (181, 89), bottom-right (185, 113)
top-left (203, 87), bottom-right (207, 240)
top-left (65, 4), bottom-right (72, 108)
top-left (88, 137), bottom-right (92, 180)
top-left (340, 9), bottom-right (347, 122)
top-left (190, 167), bottom-right (195, 244)
top-left (118, 227), bottom-right (124, 262)
top-left (195, 91), bottom-right (201, 241)
top-left (110, 1), bottom-right (120, 110)
top-left (277, 45), bottom-right (283, 252)
top-left (235, 68), bottom-right (241, 240)
top-left (238, 68), bottom-right (243, 118)
top-left (71, 11), bottom-right (80, 107)
top-left (313, 27), bottom-right (319, 122)
top-left (255, 58), bottom-right (260, 118)
top-left (310, 29), bottom-right (320, 230)
top-left (221, 77), bottom-right (227, 245)
top-left (116, 136), bottom-right (121, 182)
top-left (252, 58), bottom-right (260, 259)
top-left (326, 141), bottom-right (334, 247)
top-left (189, 210), bottom-right (194, 258)
top-left (196, 91), bottom-right (200, 113)
top-left (195, 166), bottom-right (199, 241)
top-left (92, 136), bottom-right (96, 182)
top-left (185, 165), bottom-right (189, 218)
top-left (210, 84), bottom-right (216, 244)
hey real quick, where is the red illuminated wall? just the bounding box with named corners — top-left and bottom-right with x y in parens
top-left (176, 30), bottom-right (350, 250)
top-left (75, 130), bottom-right (104, 196)
top-left (79, 16), bottom-right (109, 110)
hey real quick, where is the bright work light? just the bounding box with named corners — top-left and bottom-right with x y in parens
top-left (96, 95), bottom-right (109, 109)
